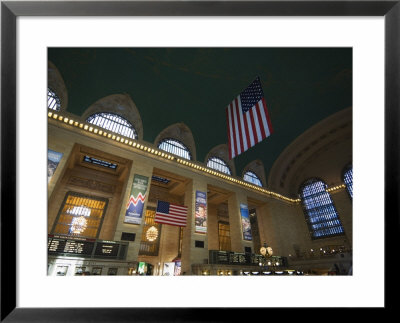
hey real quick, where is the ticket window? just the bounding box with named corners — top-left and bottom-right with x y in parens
top-left (75, 266), bottom-right (86, 275)
top-left (107, 268), bottom-right (118, 275)
top-left (55, 265), bottom-right (69, 276)
top-left (92, 267), bottom-right (103, 275)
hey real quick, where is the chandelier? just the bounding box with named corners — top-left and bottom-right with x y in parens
top-left (70, 216), bottom-right (88, 234)
top-left (146, 226), bottom-right (158, 241)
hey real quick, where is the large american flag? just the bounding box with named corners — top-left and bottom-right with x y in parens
top-left (226, 77), bottom-right (273, 159)
top-left (155, 200), bottom-right (188, 227)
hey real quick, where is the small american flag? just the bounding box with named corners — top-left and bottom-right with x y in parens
top-left (226, 77), bottom-right (273, 159)
top-left (155, 200), bottom-right (188, 227)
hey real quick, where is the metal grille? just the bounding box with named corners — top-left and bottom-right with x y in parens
top-left (48, 88), bottom-right (61, 111)
top-left (207, 157), bottom-right (231, 175)
top-left (243, 171), bottom-right (262, 186)
top-left (86, 113), bottom-right (137, 139)
top-left (300, 179), bottom-right (344, 239)
top-left (343, 167), bottom-right (353, 198)
top-left (52, 192), bottom-right (108, 239)
top-left (218, 222), bottom-right (231, 251)
top-left (158, 138), bottom-right (191, 160)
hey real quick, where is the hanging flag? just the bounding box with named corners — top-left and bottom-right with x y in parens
top-left (155, 200), bottom-right (188, 227)
top-left (226, 76), bottom-right (273, 159)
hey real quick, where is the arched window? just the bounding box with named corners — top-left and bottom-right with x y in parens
top-left (300, 179), bottom-right (345, 239)
top-left (157, 138), bottom-right (192, 160)
top-left (86, 113), bottom-right (137, 139)
top-left (48, 88), bottom-right (61, 111)
top-left (207, 157), bottom-right (231, 175)
top-left (343, 165), bottom-right (353, 199)
top-left (243, 171), bottom-right (263, 187)
top-left (51, 192), bottom-right (108, 239)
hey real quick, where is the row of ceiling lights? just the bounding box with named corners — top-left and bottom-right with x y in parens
top-left (49, 112), bottom-right (346, 204)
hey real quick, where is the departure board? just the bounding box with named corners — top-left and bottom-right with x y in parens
top-left (48, 236), bottom-right (127, 260)
top-left (216, 251), bottom-right (229, 263)
top-left (94, 242), bottom-right (120, 257)
top-left (230, 253), bottom-right (246, 264)
top-left (48, 237), bottom-right (94, 256)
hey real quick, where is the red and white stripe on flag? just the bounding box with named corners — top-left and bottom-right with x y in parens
top-left (226, 96), bottom-right (273, 159)
top-left (155, 201), bottom-right (188, 227)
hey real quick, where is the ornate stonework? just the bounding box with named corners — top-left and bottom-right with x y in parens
top-left (67, 176), bottom-right (115, 193)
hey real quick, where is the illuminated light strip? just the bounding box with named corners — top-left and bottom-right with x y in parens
top-left (48, 113), bottom-right (317, 204)
top-left (326, 184), bottom-right (346, 192)
top-left (177, 155), bottom-right (299, 203)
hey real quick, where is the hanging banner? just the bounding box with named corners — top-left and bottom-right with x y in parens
top-left (195, 190), bottom-right (207, 233)
top-left (48, 149), bottom-right (63, 183)
top-left (124, 174), bottom-right (149, 224)
top-left (240, 203), bottom-right (252, 241)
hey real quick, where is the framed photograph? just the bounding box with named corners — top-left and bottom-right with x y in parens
top-left (1, 0), bottom-right (397, 321)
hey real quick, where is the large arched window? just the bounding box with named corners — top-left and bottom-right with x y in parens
top-left (48, 88), bottom-right (61, 111)
top-left (300, 179), bottom-right (344, 239)
top-left (207, 157), bottom-right (231, 175)
top-left (86, 113), bottom-right (137, 139)
top-left (51, 192), bottom-right (108, 239)
top-left (243, 171), bottom-right (263, 187)
top-left (343, 165), bottom-right (353, 199)
top-left (157, 138), bottom-right (192, 160)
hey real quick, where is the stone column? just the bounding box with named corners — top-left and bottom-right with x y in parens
top-left (180, 178), bottom-right (208, 275)
top-left (47, 125), bottom-right (75, 198)
top-left (113, 160), bottom-right (154, 265)
top-left (227, 191), bottom-right (252, 253)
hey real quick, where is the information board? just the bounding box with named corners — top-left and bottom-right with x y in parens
top-left (48, 237), bottom-right (94, 256)
top-left (94, 242), bottom-right (120, 257)
top-left (216, 251), bottom-right (229, 263)
top-left (230, 252), bottom-right (246, 264)
top-left (48, 236), bottom-right (126, 260)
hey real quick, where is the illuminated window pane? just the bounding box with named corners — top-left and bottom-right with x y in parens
top-left (300, 179), bottom-right (344, 239)
top-left (86, 113), bottom-right (137, 139)
top-left (343, 166), bottom-right (353, 199)
top-left (218, 222), bottom-right (231, 251)
top-left (139, 209), bottom-right (161, 256)
top-left (207, 157), bottom-right (231, 175)
top-left (243, 171), bottom-right (262, 187)
top-left (158, 139), bottom-right (191, 160)
top-left (48, 88), bottom-right (61, 111)
top-left (52, 192), bottom-right (107, 239)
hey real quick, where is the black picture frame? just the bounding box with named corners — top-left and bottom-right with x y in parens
top-left (1, 1), bottom-right (397, 321)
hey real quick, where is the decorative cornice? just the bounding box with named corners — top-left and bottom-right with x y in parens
top-left (49, 111), bottom-right (348, 204)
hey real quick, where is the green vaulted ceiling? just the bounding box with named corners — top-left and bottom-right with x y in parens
top-left (48, 47), bottom-right (352, 181)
